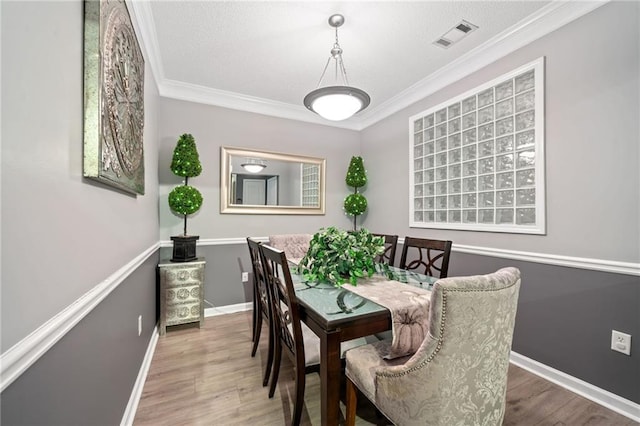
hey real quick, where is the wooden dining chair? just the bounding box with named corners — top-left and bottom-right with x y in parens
top-left (259, 243), bottom-right (321, 426)
top-left (372, 233), bottom-right (398, 266)
top-left (399, 236), bottom-right (453, 278)
top-left (344, 267), bottom-right (522, 426)
top-left (259, 244), bottom-right (370, 425)
top-left (246, 237), bottom-right (274, 387)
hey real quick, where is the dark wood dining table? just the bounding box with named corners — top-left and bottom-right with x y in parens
top-left (290, 264), bottom-right (437, 426)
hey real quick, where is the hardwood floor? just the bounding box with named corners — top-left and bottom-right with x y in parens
top-left (134, 312), bottom-right (636, 425)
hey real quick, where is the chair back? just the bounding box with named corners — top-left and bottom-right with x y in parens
top-left (247, 238), bottom-right (271, 322)
top-left (399, 236), bottom-right (452, 278)
top-left (375, 267), bottom-right (521, 425)
top-left (259, 244), bottom-right (306, 372)
top-left (268, 234), bottom-right (312, 260)
top-left (372, 233), bottom-right (398, 266)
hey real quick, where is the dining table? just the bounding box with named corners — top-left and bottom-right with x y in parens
top-left (289, 263), bottom-right (438, 426)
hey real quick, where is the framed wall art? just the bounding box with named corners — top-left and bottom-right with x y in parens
top-left (409, 57), bottom-right (545, 234)
top-left (83, 0), bottom-right (145, 195)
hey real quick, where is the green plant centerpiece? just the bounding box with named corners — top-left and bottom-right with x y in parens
top-left (297, 227), bottom-right (385, 286)
top-left (344, 156), bottom-right (368, 231)
top-left (168, 133), bottom-right (203, 262)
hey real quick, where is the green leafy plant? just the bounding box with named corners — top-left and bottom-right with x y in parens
top-left (297, 227), bottom-right (385, 287)
top-left (344, 156), bottom-right (368, 230)
top-left (168, 133), bottom-right (203, 235)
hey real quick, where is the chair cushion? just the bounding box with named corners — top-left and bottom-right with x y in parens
top-left (295, 322), bottom-right (374, 367)
top-left (345, 340), bottom-right (411, 402)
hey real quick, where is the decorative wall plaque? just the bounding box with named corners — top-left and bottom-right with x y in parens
top-left (83, 0), bottom-right (145, 194)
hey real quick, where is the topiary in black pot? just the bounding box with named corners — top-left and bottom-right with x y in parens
top-left (168, 133), bottom-right (203, 262)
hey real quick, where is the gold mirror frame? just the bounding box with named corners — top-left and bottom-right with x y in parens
top-left (220, 146), bottom-right (326, 215)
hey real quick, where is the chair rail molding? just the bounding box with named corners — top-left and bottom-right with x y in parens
top-left (0, 243), bottom-right (160, 392)
top-left (161, 237), bottom-right (639, 277)
top-left (451, 243), bottom-right (640, 277)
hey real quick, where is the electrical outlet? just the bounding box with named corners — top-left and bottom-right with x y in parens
top-left (138, 315), bottom-right (143, 336)
top-left (611, 330), bottom-right (631, 355)
top-left (241, 272), bottom-right (249, 282)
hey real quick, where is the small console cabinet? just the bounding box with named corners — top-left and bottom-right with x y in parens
top-left (158, 258), bottom-right (205, 335)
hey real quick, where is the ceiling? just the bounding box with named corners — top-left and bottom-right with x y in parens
top-left (128, 1), bottom-right (604, 130)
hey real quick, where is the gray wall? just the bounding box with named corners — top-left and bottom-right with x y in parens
top-left (449, 252), bottom-right (639, 404)
top-left (360, 1), bottom-right (639, 263)
top-left (1, 0), bottom-right (161, 423)
top-left (360, 1), bottom-right (640, 405)
top-left (158, 98), bottom-right (362, 240)
top-left (0, 254), bottom-right (159, 425)
top-left (1, 0), bottom-right (638, 423)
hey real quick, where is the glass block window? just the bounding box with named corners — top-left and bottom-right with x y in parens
top-left (301, 164), bottom-right (320, 207)
top-left (409, 57), bottom-right (545, 234)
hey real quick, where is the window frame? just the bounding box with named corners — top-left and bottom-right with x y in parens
top-left (409, 57), bottom-right (546, 234)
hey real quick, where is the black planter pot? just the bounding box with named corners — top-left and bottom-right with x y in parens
top-left (171, 235), bottom-right (199, 262)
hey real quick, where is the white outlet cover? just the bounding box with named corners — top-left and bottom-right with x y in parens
top-left (611, 330), bottom-right (631, 356)
top-left (242, 272), bottom-right (249, 282)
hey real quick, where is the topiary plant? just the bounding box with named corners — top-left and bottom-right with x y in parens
top-left (344, 156), bottom-right (368, 230)
top-left (297, 227), bottom-right (384, 287)
top-left (168, 133), bottom-right (203, 236)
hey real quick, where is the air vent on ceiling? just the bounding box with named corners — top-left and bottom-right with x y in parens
top-left (433, 20), bottom-right (478, 49)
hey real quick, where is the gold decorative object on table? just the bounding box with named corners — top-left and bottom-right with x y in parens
top-left (83, 0), bottom-right (145, 195)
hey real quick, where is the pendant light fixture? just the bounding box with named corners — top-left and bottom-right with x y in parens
top-left (303, 14), bottom-right (370, 121)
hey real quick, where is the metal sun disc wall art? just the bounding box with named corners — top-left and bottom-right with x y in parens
top-left (83, 0), bottom-right (145, 195)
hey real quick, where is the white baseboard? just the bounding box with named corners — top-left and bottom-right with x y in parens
top-left (205, 302), bottom-right (252, 317)
top-left (510, 352), bottom-right (640, 422)
top-left (121, 326), bottom-right (159, 426)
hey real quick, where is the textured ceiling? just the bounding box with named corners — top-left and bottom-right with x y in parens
top-left (130, 1), bottom-right (602, 128)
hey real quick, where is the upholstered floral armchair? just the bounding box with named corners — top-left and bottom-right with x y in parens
top-left (344, 267), bottom-right (521, 426)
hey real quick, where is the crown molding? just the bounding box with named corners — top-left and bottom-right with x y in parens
top-left (130, 0), bottom-right (608, 130)
top-left (159, 79), bottom-right (363, 131)
top-left (357, 0), bottom-right (609, 129)
top-left (127, 0), bottom-right (165, 86)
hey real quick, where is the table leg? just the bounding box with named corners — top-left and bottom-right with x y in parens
top-left (320, 329), bottom-right (341, 426)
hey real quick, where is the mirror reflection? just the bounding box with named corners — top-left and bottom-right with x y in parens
top-left (220, 147), bottom-right (325, 215)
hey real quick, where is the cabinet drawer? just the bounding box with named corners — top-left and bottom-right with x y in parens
top-left (166, 302), bottom-right (201, 325)
top-left (163, 266), bottom-right (203, 285)
top-left (166, 284), bottom-right (201, 305)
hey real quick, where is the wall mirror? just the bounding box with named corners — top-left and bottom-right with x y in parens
top-left (220, 146), bottom-right (326, 214)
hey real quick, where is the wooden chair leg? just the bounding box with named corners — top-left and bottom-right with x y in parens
top-left (251, 310), bottom-right (262, 357)
top-left (251, 285), bottom-right (258, 342)
top-left (269, 339), bottom-right (282, 398)
top-left (291, 367), bottom-right (306, 426)
top-left (262, 317), bottom-right (274, 386)
top-left (345, 377), bottom-right (358, 426)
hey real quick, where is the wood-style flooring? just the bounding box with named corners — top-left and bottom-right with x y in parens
top-left (134, 311), bottom-right (637, 425)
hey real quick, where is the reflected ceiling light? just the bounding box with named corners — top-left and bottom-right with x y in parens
top-left (241, 158), bottom-right (266, 173)
top-left (303, 14), bottom-right (370, 121)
